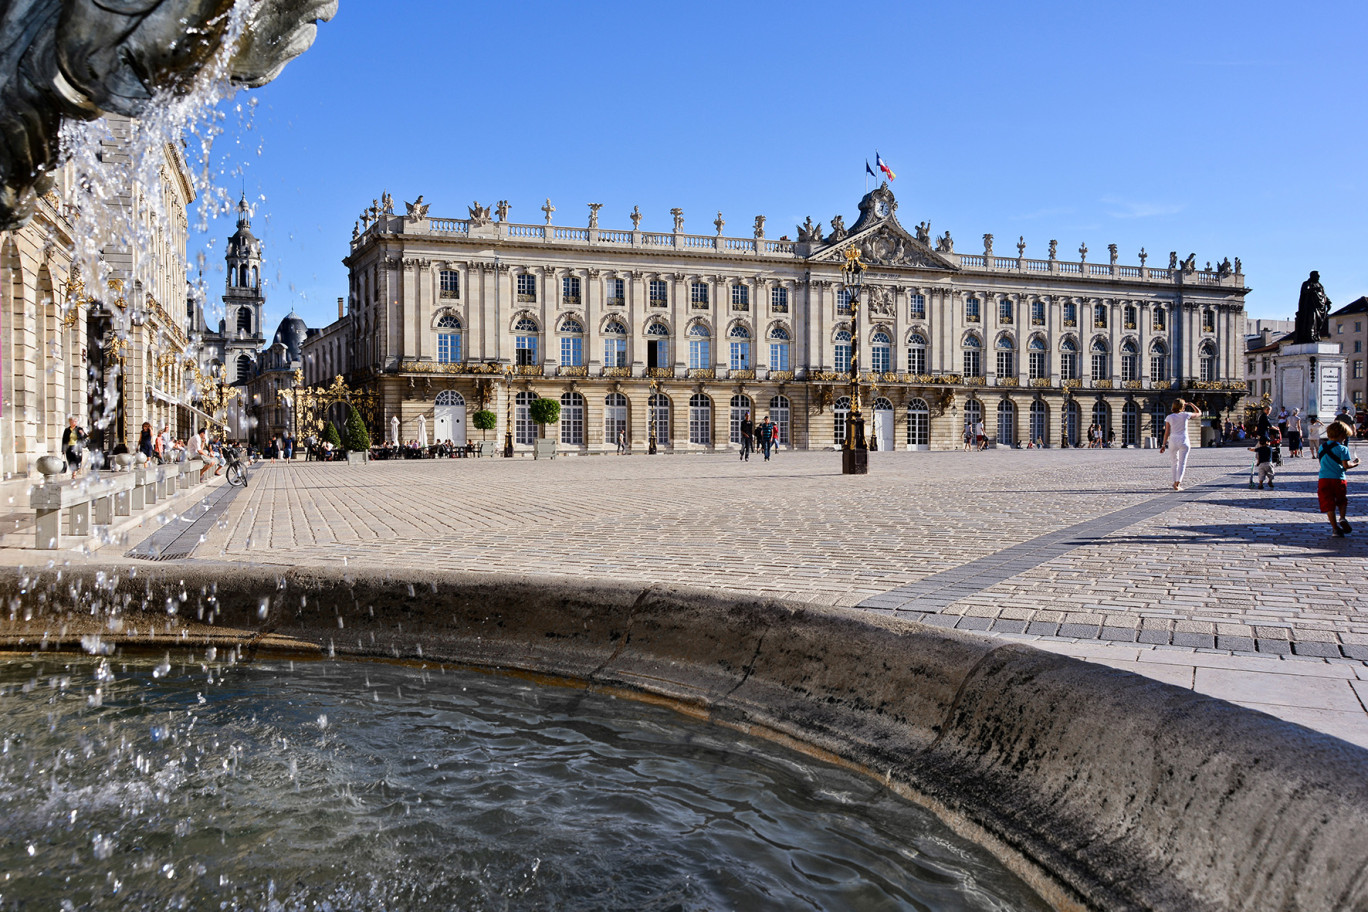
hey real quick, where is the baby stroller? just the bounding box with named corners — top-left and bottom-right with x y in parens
top-left (1249, 427), bottom-right (1283, 488)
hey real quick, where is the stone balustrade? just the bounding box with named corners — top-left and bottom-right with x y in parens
top-left (29, 458), bottom-right (211, 550)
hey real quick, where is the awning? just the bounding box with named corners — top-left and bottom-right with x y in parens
top-left (149, 388), bottom-right (216, 425)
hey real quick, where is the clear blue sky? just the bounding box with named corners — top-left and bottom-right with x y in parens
top-left (189, 0), bottom-right (1368, 335)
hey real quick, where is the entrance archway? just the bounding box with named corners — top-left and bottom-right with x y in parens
top-left (434, 389), bottom-right (466, 445)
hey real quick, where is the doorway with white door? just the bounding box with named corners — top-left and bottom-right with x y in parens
top-left (873, 397), bottom-right (895, 452)
top-left (433, 389), bottom-right (467, 446)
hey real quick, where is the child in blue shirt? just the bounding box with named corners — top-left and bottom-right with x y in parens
top-left (1318, 421), bottom-right (1360, 536)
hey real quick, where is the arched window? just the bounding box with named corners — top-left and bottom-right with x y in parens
top-left (649, 392), bottom-right (670, 444)
top-left (605, 392), bottom-right (628, 445)
top-left (688, 393), bottom-right (712, 445)
top-left (1090, 338), bottom-right (1110, 382)
top-left (995, 335), bottom-right (1015, 378)
top-left (962, 334), bottom-right (982, 378)
top-left (1064, 400), bottom-right (1081, 446)
top-left (514, 391), bottom-right (537, 445)
top-left (1150, 339), bottom-right (1170, 383)
top-left (238, 264), bottom-right (248, 286)
top-left (235, 353), bottom-right (252, 381)
top-left (436, 389), bottom-right (464, 406)
top-left (769, 394), bottom-right (791, 445)
top-left (833, 395), bottom-right (851, 445)
top-left (729, 394), bottom-right (753, 444)
top-left (1029, 399), bottom-right (1048, 447)
top-left (560, 392), bottom-right (585, 445)
top-left (997, 399), bottom-right (1016, 446)
top-left (559, 316), bottom-right (584, 367)
top-left (645, 321), bottom-right (669, 371)
top-left (1092, 401), bottom-right (1111, 440)
top-left (236, 307), bottom-right (252, 334)
top-left (906, 332), bottom-right (927, 374)
top-left (834, 329), bottom-right (852, 373)
top-left (768, 324), bottom-right (791, 372)
top-left (1120, 339), bottom-right (1139, 382)
top-left (604, 318), bottom-right (628, 369)
top-left (1200, 341), bottom-right (1218, 382)
top-left (1150, 399), bottom-right (1168, 439)
top-left (514, 316), bottom-right (539, 366)
top-left (688, 324), bottom-right (711, 370)
top-left (1060, 338), bottom-right (1079, 381)
top-left (437, 313), bottom-right (462, 363)
top-left (251, 265), bottom-right (259, 287)
top-left (907, 397), bottom-right (930, 447)
top-left (1122, 400), bottom-right (1140, 446)
top-left (728, 324), bottom-right (751, 371)
top-left (1028, 336), bottom-right (1047, 380)
top-left (871, 331), bottom-right (892, 373)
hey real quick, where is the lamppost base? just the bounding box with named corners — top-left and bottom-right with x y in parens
top-left (842, 447), bottom-right (869, 475)
top-left (503, 432), bottom-right (514, 458)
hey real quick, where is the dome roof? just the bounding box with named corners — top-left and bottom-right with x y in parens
top-left (271, 311), bottom-right (309, 362)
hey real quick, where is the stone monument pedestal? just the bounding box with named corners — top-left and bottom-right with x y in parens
top-left (1277, 342), bottom-right (1346, 420)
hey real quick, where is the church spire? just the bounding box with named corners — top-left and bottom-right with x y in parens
top-left (236, 193), bottom-right (251, 230)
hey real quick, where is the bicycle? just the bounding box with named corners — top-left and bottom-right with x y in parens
top-left (223, 445), bottom-right (249, 487)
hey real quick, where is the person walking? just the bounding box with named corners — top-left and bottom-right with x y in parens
top-left (137, 421), bottom-right (155, 460)
top-left (757, 415), bottom-right (774, 461)
top-left (739, 412), bottom-right (754, 461)
top-left (1318, 420), bottom-right (1360, 537)
top-left (1256, 404), bottom-right (1273, 443)
top-left (1249, 437), bottom-right (1275, 490)
top-left (1308, 415), bottom-right (1325, 456)
top-left (1160, 398), bottom-right (1202, 490)
top-left (616, 429), bottom-right (627, 455)
top-left (769, 417), bottom-right (779, 460)
top-left (158, 425), bottom-right (173, 464)
top-left (1287, 408), bottom-right (1304, 457)
top-left (61, 416), bottom-right (86, 478)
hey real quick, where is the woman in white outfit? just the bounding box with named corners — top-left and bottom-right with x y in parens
top-left (1160, 398), bottom-right (1202, 490)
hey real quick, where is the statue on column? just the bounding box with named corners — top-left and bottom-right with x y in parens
top-left (1294, 270), bottom-right (1332, 344)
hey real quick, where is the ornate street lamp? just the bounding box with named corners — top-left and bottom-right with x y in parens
top-left (841, 246), bottom-right (869, 474)
top-left (503, 364), bottom-right (515, 457)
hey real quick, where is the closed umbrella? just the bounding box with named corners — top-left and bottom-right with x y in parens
top-left (417, 415), bottom-right (428, 449)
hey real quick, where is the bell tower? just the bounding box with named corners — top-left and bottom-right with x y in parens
top-left (223, 194), bottom-right (266, 381)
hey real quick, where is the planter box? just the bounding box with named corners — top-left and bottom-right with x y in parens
top-left (534, 439), bottom-right (557, 460)
top-left (345, 450), bottom-right (369, 466)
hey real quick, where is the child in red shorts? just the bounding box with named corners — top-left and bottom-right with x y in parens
top-left (1317, 420), bottom-right (1360, 536)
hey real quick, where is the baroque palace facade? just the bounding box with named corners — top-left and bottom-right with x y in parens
top-left (334, 184), bottom-right (1249, 453)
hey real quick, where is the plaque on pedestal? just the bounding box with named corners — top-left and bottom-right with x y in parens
top-left (1277, 342), bottom-right (1346, 420)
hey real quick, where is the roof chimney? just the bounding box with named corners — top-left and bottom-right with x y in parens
top-left (337, 296), bottom-right (344, 320)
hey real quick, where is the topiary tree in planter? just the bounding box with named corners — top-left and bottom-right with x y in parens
top-left (471, 409), bottom-right (497, 441)
top-left (527, 396), bottom-right (560, 438)
top-left (344, 405), bottom-right (371, 451)
top-left (323, 420), bottom-right (342, 448)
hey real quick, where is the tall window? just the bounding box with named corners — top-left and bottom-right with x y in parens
top-left (1090, 338), bottom-right (1109, 382)
top-left (1152, 306), bottom-right (1166, 331)
top-left (769, 325), bottom-right (791, 371)
top-left (560, 392), bottom-right (585, 445)
top-left (517, 273), bottom-right (536, 302)
top-left (731, 285), bottom-right (749, 310)
top-left (1150, 340), bottom-right (1169, 382)
top-left (515, 391), bottom-right (537, 445)
top-left (995, 336), bottom-right (1015, 377)
top-left (834, 330), bottom-right (852, 373)
top-left (1064, 400), bottom-right (1080, 447)
top-left (962, 334), bottom-right (982, 377)
top-left (1063, 301), bottom-right (1077, 326)
top-left (603, 319), bottom-right (627, 368)
top-left (235, 353), bottom-right (252, 381)
top-left (645, 321), bottom-right (669, 370)
top-left (871, 331), bottom-right (892, 373)
top-left (906, 333), bottom-right (927, 374)
top-left (1124, 304), bottom-right (1137, 328)
top-left (604, 393), bottom-right (628, 444)
top-left (436, 313), bottom-right (462, 363)
top-left (562, 275), bottom-right (581, 305)
top-left (1092, 401), bottom-right (1110, 439)
top-left (1202, 307), bottom-right (1216, 333)
top-left (909, 293), bottom-right (926, 320)
top-left (514, 316), bottom-right (539, 366)
top-left (606, 277), bottom-right (625, 306)
top-left (1029, 400), bottom-right (1048, 446)
top-left (1060, 338), bottom-right (1078, 381)
top-left (833, 396), bottom-right (851, 445)
top-left (690, 282), bottom-right (709, 308)
top-left (688, 393), bottom-right (711, 445)
top-left (771, 286), bottom-right (789, 313)
top-left (439, 269), bottom-right (460, 299)
top-left (728, 324), bottom-right (751, 370)
top-left (998, 298), bottom-right (1013, 324)
top-left (966, 298), bottom-right (981, 323)
top-left (1121, 401), bottom-right (1139, 446)
top-left (688, 324), bottom-right (711, 369)
top-left (1200, 341), bottom-right (1218, 382)
top-left (964, 399), bottom-right (983, 437)
top-left (1093, 303), bottom-right (1107, 328)
top-left (997, 399), bottom-right (1016, 446)
top-left (649, 393), bottom-right (670, 444)
top-left (237, 307), bottom-right (252, 333)
top-left (649, 279), bottom-right (668, 307)
top-left (558, 316), bottom-right (584, 366)
top-left (769, 395), bottom-right (791, 445)
top-left (1031, 300), bottom-right (1045, 325)
top-left (1150, 400), bottom-right (1167, 439)
top-left (907, 398), bottom-right (929, 447)
top-left (729, 395), bottom-right (753, 444)
top-left (836, 289), bottom-right (853, 315)
top-left (1120, 340), bottom-right (1138, 382)
top-left (1028, 336), bottom-right (1047, 380)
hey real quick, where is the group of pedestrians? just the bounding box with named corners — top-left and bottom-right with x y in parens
top-left (738, 412), bottom-right (779, 462)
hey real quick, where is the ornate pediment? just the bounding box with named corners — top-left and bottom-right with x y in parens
top-left (807, 183), bottom-right (956, 270)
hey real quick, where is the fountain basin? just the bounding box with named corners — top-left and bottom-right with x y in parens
top-left (4, 564), bottom-right (1367, 911)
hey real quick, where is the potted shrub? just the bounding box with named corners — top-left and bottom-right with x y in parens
top-left (471, 409), bottom-right (497, 457)
top-left (343, 405), bottom-right (371, 465)
top-left (528, 396), bottom-right (560, 460)
top-left (323, 420), bottom-right (343, 455)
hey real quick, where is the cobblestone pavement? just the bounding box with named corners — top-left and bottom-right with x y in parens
top-left (150, 446), bottom-right (1368, 747)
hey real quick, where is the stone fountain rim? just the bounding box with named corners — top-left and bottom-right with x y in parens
top-left (4, 562), bottom-right (1367, 912)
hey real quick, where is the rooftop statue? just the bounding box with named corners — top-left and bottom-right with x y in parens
top-left (0, 0), bottom-right (336, 230)
top-left (1293, 270), bottom-right (1331, 344)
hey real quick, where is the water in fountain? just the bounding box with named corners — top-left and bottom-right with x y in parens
top-left (0, 652), bottom-right (1049, 911)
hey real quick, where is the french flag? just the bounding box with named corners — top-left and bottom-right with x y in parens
top-left (876, 152), bottom-right (896, 181)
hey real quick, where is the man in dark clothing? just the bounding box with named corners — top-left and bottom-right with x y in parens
top-left (757, 416), bottom-right (774, 461)
top-left (739, 412), bottom-right (753, 461)
top-left (61, 416), bottom-right (86, 478)
top-left (1256, 404), bottom-right (1273, 443)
